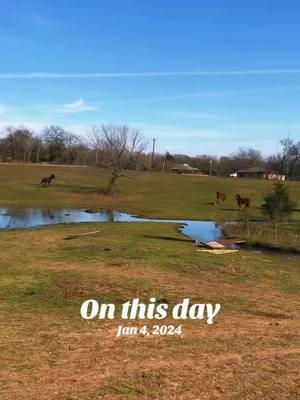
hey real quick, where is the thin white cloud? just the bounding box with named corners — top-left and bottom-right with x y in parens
top-left (2, 69), bottom-right (300, 79)
top-left (95, 91), bottom-right (237, 104)
top-left (54, 99), bottom-right (97, 113)
top-left (13, 91), bottom-right (257, 112)
top-left (2, 86), bottom-right (295, 121)
top-left (2, 90), bottom-right (251, 117)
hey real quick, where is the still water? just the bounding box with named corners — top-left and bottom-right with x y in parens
top-left (0, 208), bottom-right (224, 242)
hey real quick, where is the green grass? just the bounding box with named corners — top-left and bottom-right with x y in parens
top-left (0, 222), bottom-right (299, 317)
top-left (0, 163), bottom-right (299, 220)
top-left (0, 164), bottom-right (300, 399)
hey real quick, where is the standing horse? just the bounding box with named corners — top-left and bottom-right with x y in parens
top-left (216, 192), bottom-right (227, 205)
top-left (40, 174), bottom-right (56, 187)
top-left (235, 194), bottom-right (250, 208)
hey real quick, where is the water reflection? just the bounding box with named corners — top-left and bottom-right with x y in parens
top-left (0, 208), bottom-right (225, 242)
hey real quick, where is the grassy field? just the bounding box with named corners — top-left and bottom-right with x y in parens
top-left (0, 164), bottom-right (299, 399)
top-left (0, 163), bottom-right (299, 220)
top-left (0, 223), bottom-right (299, 399)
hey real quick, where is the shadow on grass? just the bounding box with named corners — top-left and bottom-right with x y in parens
top-left (222, 206), bottom-right (261, 211)
top-left (143, 234), bottom-right (193, 243)
top-left (55, 183), bottom-right (109, 195)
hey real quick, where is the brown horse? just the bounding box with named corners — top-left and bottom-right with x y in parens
top-left (40, 174), bottom-right (56, 187)
top-left (216, 191), bottom-right (227, 205)
top-left (236, 194), bottom-right (250, 208)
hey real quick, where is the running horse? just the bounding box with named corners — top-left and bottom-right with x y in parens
top-left (216, 191), bottom-right (227, 205)
top-left (235, 194), bottom-right (250, 208)
top-left (40, 174), bottom-right (56, 187)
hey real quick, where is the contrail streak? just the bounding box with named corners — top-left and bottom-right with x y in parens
top-left (1, 69), bottom-right (300, 79)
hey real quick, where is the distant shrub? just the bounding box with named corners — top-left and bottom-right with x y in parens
top-left (261, 182), bottom-right (296, 223)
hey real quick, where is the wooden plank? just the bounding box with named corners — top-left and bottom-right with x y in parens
top-left (195, 239), bottom-right (245, 249)
top-left (195, 240), bottom-right (225, 249)
top-left (196, 249), bottom-right (239, 254)
top-left (218, 238), bottom-right (246, 245)
top-left (64, 231), bottom-right (101, 240)
top-left (205, 241), bottom-right (226, 249)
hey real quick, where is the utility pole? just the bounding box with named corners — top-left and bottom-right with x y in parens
top-left (209, 159), bottom-right (212, 176)
top-left (151, 138), bottom-right (156, 170)
top-left (286, 131), bottom-right (290, 180)
top-left (162, 153), bottom-right (167, 172)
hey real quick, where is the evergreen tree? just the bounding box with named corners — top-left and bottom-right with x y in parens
top-left (262, 182), bottom-right (296, 242)
top-left (262, 182), bottom-right (296, 223)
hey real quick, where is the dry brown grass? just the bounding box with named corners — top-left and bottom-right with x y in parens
top-left (0, 222), bottom-right (299, 399)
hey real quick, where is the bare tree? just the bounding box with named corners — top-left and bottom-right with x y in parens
top-left (42, 126), bottom-right (81, 163)
top-left (280, 137), bottom-right (300, 180)
top-left (65, 131), bottom-right (82, 163)
top-left (98, 124), bottom-right (145, 194)
top-left (0, 126), bottom-right (34, 162)
top-left (43, 125), bottom-right (68, 162)
top-left (88, 125), bottom-right (102, 166)
top-left (0, 134), bottom-right (10, 162)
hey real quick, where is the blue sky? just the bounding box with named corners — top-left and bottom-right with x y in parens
top-left (1, 0), bottom-right (300, 156)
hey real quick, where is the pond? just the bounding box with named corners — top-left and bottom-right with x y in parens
top-left (0, 208), bottom-right (224, 243)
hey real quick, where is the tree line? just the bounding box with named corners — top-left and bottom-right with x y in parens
top-left (158, 140), bottom-right (300, 180)
top-left (0, 124), bottom-right (299, 180)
